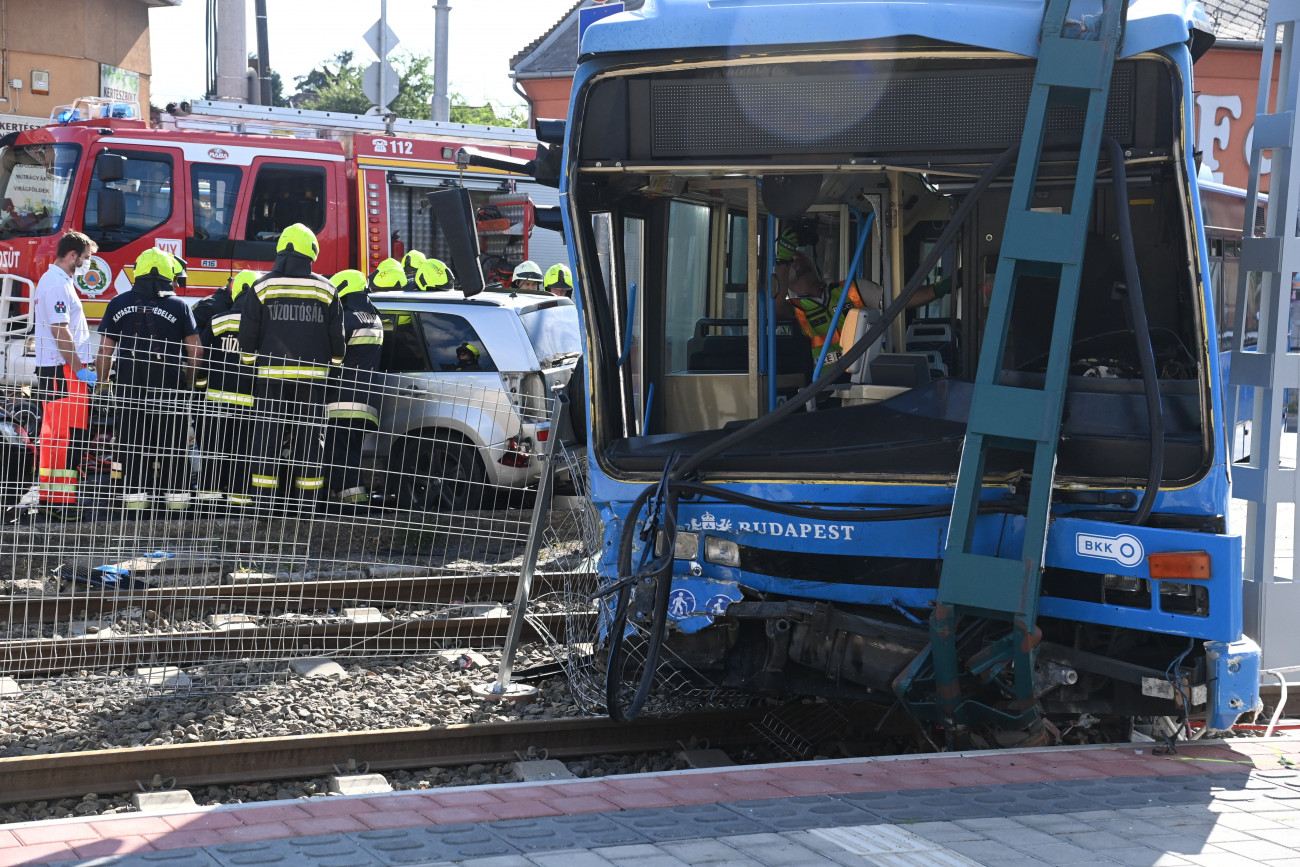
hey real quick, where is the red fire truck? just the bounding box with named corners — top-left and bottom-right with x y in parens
top-left (0, 97), bottom-right (564, 384)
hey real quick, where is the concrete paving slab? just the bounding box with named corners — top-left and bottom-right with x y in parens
top-left (721, 795), bottom-right (871, 830)
top-left (487, 814), bottom-right (645, 852)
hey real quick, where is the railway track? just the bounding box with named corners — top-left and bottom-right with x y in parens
top-left (0, 570), bottom-right (582, 675)
top-left (0, 710), bottom-right (763, 806)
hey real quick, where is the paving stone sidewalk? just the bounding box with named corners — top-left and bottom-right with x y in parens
top-left (6, 738), bottom-right (1300, 867)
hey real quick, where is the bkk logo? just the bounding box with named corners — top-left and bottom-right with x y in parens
top-left (1075, 532), bottom-right (1145, 569)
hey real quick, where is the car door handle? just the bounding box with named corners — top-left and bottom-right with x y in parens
top-left (398, 387), bottom-right (430, 397)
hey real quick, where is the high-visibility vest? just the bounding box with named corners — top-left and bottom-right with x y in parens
top-left (789, 281), bottom-right (867, 358)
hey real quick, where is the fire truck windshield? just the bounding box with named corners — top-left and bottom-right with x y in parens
top-left (0, 143), bottom-right (80, 238)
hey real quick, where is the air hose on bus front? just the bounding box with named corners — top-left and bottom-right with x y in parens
top-left (601, 138), bottom-right (1164, 722)
top-left (1103, 135), bottom-right (1164, 526)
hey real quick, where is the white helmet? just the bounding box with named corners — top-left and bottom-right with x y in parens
top-left (512, 260), bottom-right (544, 285)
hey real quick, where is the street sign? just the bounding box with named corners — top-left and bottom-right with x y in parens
top-left (363, 61), bottom-right (399, 112)
top-left (363, 20), bottom-right (400, 59)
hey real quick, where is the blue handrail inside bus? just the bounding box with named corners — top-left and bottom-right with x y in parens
top-left (812, 208), bottom-right (874, 381)
top-left (766, 214), bottom-right (778, 409)
top-left (619, 281), bottom-right (638, 367)
top-left (642, 380), bottom-right (654, 433)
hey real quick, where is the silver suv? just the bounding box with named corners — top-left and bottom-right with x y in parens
top-left (368, 288), bottom-right (581, 510)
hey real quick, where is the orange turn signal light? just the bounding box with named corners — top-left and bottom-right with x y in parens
top-left (1147, 551), bottom-right (1211, 580)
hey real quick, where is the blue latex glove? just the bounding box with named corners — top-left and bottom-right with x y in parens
top-left (75, 368), bottom-right (98, 386)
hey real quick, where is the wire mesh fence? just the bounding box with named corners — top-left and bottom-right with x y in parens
top-left (0, 340), bottom-right (600, 696)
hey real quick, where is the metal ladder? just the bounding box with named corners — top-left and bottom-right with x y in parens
top-left (896, 0), bottom-right (1126, 734)
top-left (1233, 4), bottom-right (1300, 672)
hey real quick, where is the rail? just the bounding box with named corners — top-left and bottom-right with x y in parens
top-left (0, 710), bottom-right (763, 805)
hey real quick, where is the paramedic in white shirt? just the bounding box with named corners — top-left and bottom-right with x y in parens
top-left (31, 231), bottom-right (97, 515)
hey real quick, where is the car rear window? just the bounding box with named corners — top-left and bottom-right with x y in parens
top-left (519, 305), bottom-right (581, 368)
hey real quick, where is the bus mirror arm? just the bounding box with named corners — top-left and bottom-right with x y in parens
top-left (456, 145), bottom-right (561, 189)
top-left (457, 147), bottom-right (534, 175)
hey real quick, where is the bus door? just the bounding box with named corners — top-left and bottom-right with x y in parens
top-left (81, 144), bottom-right (181, 318)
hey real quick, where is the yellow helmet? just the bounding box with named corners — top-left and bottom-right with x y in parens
top-left (401, 249), bottom-right (426, 275)
top-left (276, 223), bottom-right (319, 260)
top-left (371, 258), bottom-right (406, 290)
top-left (331, 268), bottom-right (368, 298)
top-left (167, 252), bottom-right (187, 277)
top-left (230, 269), bottom-right (257, 301)
top-left (415, 257), bottom-right (452, 291)
top-left (544, 263), bottom-right (573, 292)
top-left (133, 247), bottom-right (176, 282)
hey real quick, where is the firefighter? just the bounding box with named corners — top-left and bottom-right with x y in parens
top-left (236, 223), bottom-right (346, 510)
top-left (323, 269), bottom-right (384, 506)
top-left (95, 248), bottom-right (201, 515)
top-left (454, 343), bottom-right (481, 372)
top-left (511, 260), bottom-right (544, 291)
top-left (544, 263), bottom-right (574, 298)
top-left (195, 270), bottom-right (258, 505)
top-left (401, 249), bottom-right (427, 291)
top-left (414, 257), bottom-right (453, 292)
top-left (167, 253), bottom-right (189, 291)
top-left (32, 231), bottom-right (97, 520)
top-left (774, 248), bottom-right (948, 364)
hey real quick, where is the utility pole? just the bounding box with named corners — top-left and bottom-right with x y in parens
top-left (255, 0), bottom-right (272, 106)
top-left (214, 0), bottom-right (246, 101)
top-left (432, 1), bottom-right (451, 121)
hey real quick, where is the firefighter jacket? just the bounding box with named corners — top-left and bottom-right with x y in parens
top-left (326, 292), bottom-right (384, 426)
top-left (198, 289), bottom-right (254, 406)
top-left (99, 278), bottom-right (198, 391)
top-left (789, 280), bottom-right (867, 360)
top-left (239, 253), bottom-right (346, 379)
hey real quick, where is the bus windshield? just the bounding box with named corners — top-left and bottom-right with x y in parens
top-left (0, 143), bottom-right (80, 238)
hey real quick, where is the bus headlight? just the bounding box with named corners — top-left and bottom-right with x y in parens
top-left (657, 530), bottom-right (699, 559)
top-left (705, 536), bottom-right (740, 568)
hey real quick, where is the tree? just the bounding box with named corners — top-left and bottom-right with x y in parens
top-left (293, 50), bottom-right (369, 114)
top-left (449, 95), bottom-right (529, 127)
top-left (293, 50), bottom-right (528, 126)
